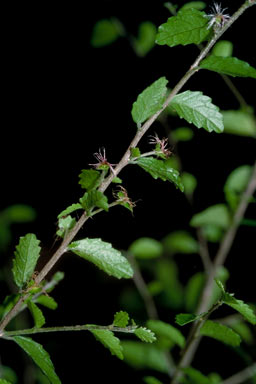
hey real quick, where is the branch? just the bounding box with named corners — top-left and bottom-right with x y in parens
top-left (220, 363), bottom-right (256, 384)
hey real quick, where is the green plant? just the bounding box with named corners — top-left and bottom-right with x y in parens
top-left (1, 1), bottom-right (256, 383)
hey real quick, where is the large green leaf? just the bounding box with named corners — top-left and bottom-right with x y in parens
top-left (200, 320), bottom-right (241, 347)
top-left (133, 22), bottom-right (156, 57)
top-left (147, 320), bottom-right (185, 348)
top-left (222, 110), bottom-right (256, 138)
top-left (135, 157), bottom-right (184, 191)
top-left (12, 234), bottom-right (41, 288)
top-left (224, 165), bottom-right (252, 211)
top-left (156, 9), bottom-right (210, 47)
top-left (13, 336), bottom-right (61, 384)
top-left (170, 91), bottom-right (224, 133)
top-left (68, 238), bottom-right (133, 279)
top-left (200, 56), bottom-right (256, 78)
top-left (89, 329), bottom-right (123, 359)
top-left (190, 204), bottom-right (231, 230)
top-left (129, 237), bottom-right (163, 259)
top-left (131, 77), bottom-right (168, 125)
top-left (223, 293), bottom-right (256, 325)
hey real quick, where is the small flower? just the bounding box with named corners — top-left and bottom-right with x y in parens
top-left (114, 186), bottom-right (136, 212)
top-left (206, 3), bottom-right (230, 30)
top-left (89, 147), bottom-right (116, 174)
top-left (148, 133), bottom-right (172, 158)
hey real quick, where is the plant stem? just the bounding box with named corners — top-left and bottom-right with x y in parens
top-left (220, 363), bottom-right (256, 384)
top-left (0, 0), bottom-right (252, 335)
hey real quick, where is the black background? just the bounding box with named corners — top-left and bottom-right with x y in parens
top-left (1, 1), bottom-right (256, 383)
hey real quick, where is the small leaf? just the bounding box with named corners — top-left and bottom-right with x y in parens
top-left (181, 172), bottom-right (197, 196)
top-left (112, 177), bottom-right (122, 184)
top-left (133, 22), bottom-right (156, 57)
top-left (183, 367), bottom-right (211, 384)
top-left (68, 238), bottom-right (133, 279)
top-left (90, 329), bottom-right (123, 359)
top-left (143, 377), bottom-right (163, 384)
top-left (223, 293), bottom-right (256, 325)
top-left (57, 203), bottom-right (83, 219)
top-left (78, 169), bottom-right (101, 191)
top-left (156, 9), bottom-right (210, 47)
top-left (185, 272), bottom-right (205, 312)
top-left (180, 2), bottom-right (206, 11)
top-left (190, 204), bottom-right (231, 230)
top-left (12, 234), bottom-right (41, 289)
top-left (129, 237), bottom-right (163, 259)
top-left (200, 56), bottom-right (256, 78)
top-left (135, 157), bottom-right (184, 191)
top-left (27, 301), bottom-right (46, 328)
top-left (91, 19), bottom-right (122, 47)
top-left (200, 320), bottom-right (241, 347)
top-left (56, 215), bottom-right (76, 238)
top-left (131, 77), bottom-right (168, 125)
top-left (135, 327), bottom-right (156, 343)
top-left (35, 295), bottom-right (58, 310)
top-left (113, 311), bottom-right (129, 328)
top-left (130, 147), bottom-right (141, 158)
top-left (163, 230), bottom-right (199, 254)
top-left (156, 259), bottom-right (183, 309)
top-left (79, 190), bottom-right (109, 213)
top-left (0, 380), bottom-right (12, 384)
top-left (13, 336), bottom-right (61, 384)
top-left (212, 40), bottom-right (233, 57)
top-left (170, 91), bottom-right (224, 133)
top-left (147, 320), bottom-right (185, 348)
top-left (2, 204), bottom-right (36, 223)
top-left (224, 165), bottom-right (252, 211)
top-left (222, 110), bottom-right (256, 138)
top-left (175, 313), bottom-right (202, 326)
top-left (172, 127), bottom-right (194, 142)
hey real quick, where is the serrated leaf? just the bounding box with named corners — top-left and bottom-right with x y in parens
top-left (223, 293), bottom-right (256, 325)
top-left (68, 238), bottom-right (133, 279)
top-left (122, 341), bottom-right (169, 373)
top-left (147, 320), bottom-right (185, 347)
top-left (200, 320), bottom-right (241, 347)
top-left (13, 336), bottom-right (61, 384)
top-left (144, 376), bottom-right (163, 384)
top-left (135, 327), bottom-right (156, 343)
top-left (113, 311), bottom-right (129, 328)
top-left (131, 77), bottom-right (168, 125)
top-left (79, 190), bottom-right (109, 213)
top-left (91, 19), bottom-right (122, 47)
top-left (133, 22), bottom-right (156, 57)
top-left (156, 9), bottom-right (210, 47)
top-left (212, 40), bottom-right (233, 57)
top-left (56, 215), bottom-right (76, 238)
top-left (222, 110), bottom-right (256, 138)
top-left (163, 230), bottom-right (199, 254)
top-left (90, 329), bottom-right (123, 359)
top-left (135, 157), bottom-right (184, 191)
top-left (129, 237), bottom-right (163, 259)
top-left (78, 169), bottom-right (101, 191)
top-left (224, 165), bottom-right (252, 211)
top-left (170, 91), bottom-right (224, 133)
top-left (12, 234), bottom-right (41, 288)
top-left (57, 203), bottom-right (83, 219)
top-left (190, 204), bottom-right (231, 230)
top-left (183, 367), bottom-right (211, 384)
top-left (175, 313), bottom-right (202, 326)
top-left (27, 300), bottom-right (46, 328)
top-left (200, 56), bottom-right (256, 78)
top-left (35, 295), bottom-right (58, 310)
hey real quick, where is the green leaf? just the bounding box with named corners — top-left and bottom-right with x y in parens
top-left (78, 169), bottom-right (101, 191)
top-left (121, 341), bottom-right (169, 373)
top-left (0, 380), bottom-right (12, 384)
top-left (79, 190), bottom-right (109, 213)
top-left (180, 2), bottom-right (206, 11)
top-left (156, 9), bottom-right (210, 47)
top-left (2, 204), bottom-right (36, 223)
top-left (212, 40), bottom-right (233, 57)
top-left (200, 320), bottom-right (241, 347)
top-left (131, 77), bottom-right (168, 125)
top-left (163, 230), bottom-right (199, 254)
top-left (170, 91), bottom-right (224, 133)
top-left (230, 321), bottom-right (254, 345)
top-left (147, 320), bottom-right (185, 348)
top-left (181, 172), bottom-right (197, 196)
top-left (223, 293), bottom-right (256, 325)
top-left (12, 234), bottom-right (41, 289)
top-left (190, 204), bottom-right (231, 230)
top-left (202, 225), bottom-right (223, 243)
top-left (144, 377), bottom-right (163, 384)
top-left (0, 365), bottom-right (18, 384)
top-left (208, 373), bottom-right (222, 384)
top-left (57, 203), bottom-right (83, 219)
top-left (56, 215), bottom-right (76, 238)
top-left (35, 295), bottom-right (58, 310)
top-left (129, 237), bottom-right (163, 259)
top-left (13, 336), bottom-right (61, 384)
top-left (91, 19), bottom-right (122, 47)
top-left (183, 367), bottom-right (211, 384)
top-left (135, 327), bottom-right (156, 343)
top-left (90, 329), bottom-right (123, 359)
top-left (200, 56), bottom-right (256, 78)
top-left (68, 238), bottom-right (133, 279)
top-left (112, 177), bottom-right (122, 184)
top-left (27, 300), bottom-right (46, 328)
top-left (222, 110), bottom-right (256, 138)
top-left (172, 127), bottom-right (194, 142)
top-left (113, 311), bottom-right (129, 328)
top-left (224, 165), bottom-right (252, 211)
top-left (241, 219), bottom-right (256, 227)
top-left (130, 147), bottom-right (141, 158)
top-left (133, 22), bottom-right (156, 57)
top-left (135, 157), bottom-right (184, 191)
top-left (185, 272), bottom-right (205, 312)
top-left (175, 313), bottom-right (202, 326)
